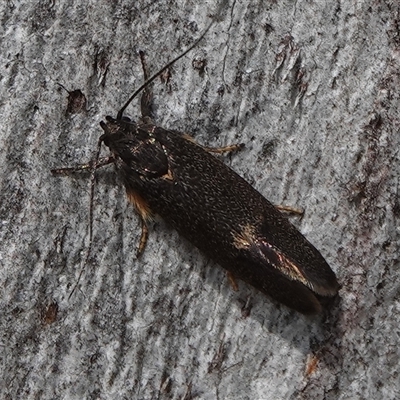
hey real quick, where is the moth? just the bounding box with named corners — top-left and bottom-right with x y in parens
top-left (52, 25), bottom-right (339, 314)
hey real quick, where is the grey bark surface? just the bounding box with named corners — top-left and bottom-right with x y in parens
top-left (1, 1), bottom-right (399, 399)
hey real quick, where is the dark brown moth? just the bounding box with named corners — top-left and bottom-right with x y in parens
top-left (52, 24), bottom-right (339, 314)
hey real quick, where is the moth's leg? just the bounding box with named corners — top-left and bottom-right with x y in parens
top-left (137, 215), bottom-right (149, 258)
top-left (202, 143), bottom-right (245, 154)
top-left (51, 156), bottom-right (115, 175)
top-left (227, 271), bottom-right (239, 292)
top-left (275, 205), bottom-right (304, 216)
top-left (139, 50), bottom-right (154, 121)
top-left (126, 189), bottom-right (153, 257)
top-left (182, 133), bottom-right (245, 155)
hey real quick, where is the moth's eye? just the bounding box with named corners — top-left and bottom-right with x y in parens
top-left (100, 133), bottom-right (110, 147)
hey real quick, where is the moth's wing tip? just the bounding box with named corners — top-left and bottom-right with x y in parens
top-left (306, 267), bottom-right (340, 298)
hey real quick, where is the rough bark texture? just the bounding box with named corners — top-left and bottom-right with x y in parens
top-left (1, 1), bottom-right (399, 399)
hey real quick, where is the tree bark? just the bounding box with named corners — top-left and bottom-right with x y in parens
top-left (1, 0), bottom-right (399, 399)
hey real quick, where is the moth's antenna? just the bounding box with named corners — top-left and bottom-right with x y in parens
top-left (52, 142), bottom-right (114, 299)
top-left (67, 139), bottom-right (102, 299)
top-left (116, 21), bottom-right (213, 120)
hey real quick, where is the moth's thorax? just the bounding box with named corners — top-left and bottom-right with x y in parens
top-left (100, 117), bottom-right (170, 180)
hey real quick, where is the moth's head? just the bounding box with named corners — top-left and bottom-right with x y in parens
top-left (99, 115), bottom-right (136, 147)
